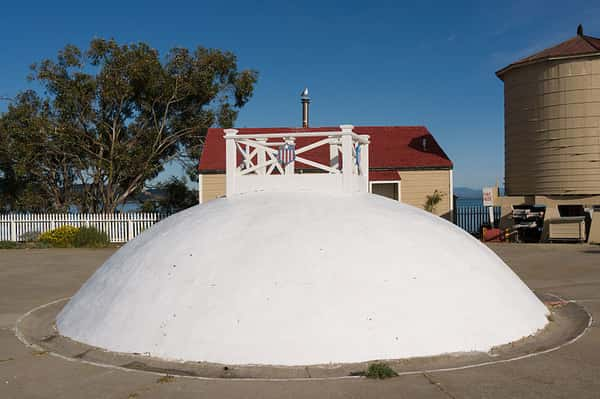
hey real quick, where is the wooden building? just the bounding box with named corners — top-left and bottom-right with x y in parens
top-left (198, 125), bottom-right (454, 218)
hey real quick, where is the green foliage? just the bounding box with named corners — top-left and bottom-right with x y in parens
top-left (0, 38), bottom-right (257, 213)
top-left (0, 239), bottom-right (55, 249)
top-left (30, 241), bottom-right (51, 249)
top-left (157, 177), bottom-right (198, 213)
top-left (0, 91), bottom-right (73, 212)
top-left (156, 375), bottom-right (175, 384)
top-left (19, 231), bottom-right (41, 242)
top-left (0, 112), bottom-right (50, 212)
top-left (38, 225), bottom-right (110, 248)
top-left (424, 190), bottom-right (445, 213)
top-left (39, 225), bottom-right (79, 247)
top-left (0, 241), bottom-right (18, 249)
top-left (364, 363), bottom-right (398, 379)
top-left (73, 227), bottom-right (110, 248)
top-left (140, 200), bottom-right (158, 213)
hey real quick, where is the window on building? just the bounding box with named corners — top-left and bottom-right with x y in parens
top-left (371, 182), bottom-right (399, 201)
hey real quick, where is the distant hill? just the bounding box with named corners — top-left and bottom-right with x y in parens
top-left (454, 187), bottom-right (482, 199)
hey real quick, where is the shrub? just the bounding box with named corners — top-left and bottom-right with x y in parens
top-left (30, 241), bottom-right (51, 249)
top-left (20, 231), bottom-right (41, 242)
top-left (424, 190), bottom-right (445, 213)
top-left (0, 241), bottom-right (18, 249)
top-left (39, 226), bottom-right (79, 247)
top-left (364, 362), bottom-right (398, 379)
top-left (73, 227), bottom-right (110, 248)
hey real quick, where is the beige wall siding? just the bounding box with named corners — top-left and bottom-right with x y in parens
top-left (398, 170), bottom-right (452, 217)
top-left (201, 174), bottom-right (226, 203)
top-left (503, 57), bottom-right (600, 195)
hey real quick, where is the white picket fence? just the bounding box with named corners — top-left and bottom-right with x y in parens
top-left (0, 213), bottom-right (168, 243)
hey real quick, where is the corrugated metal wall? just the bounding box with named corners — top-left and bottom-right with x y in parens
top-left (503, 57), bottom-right (600, 195)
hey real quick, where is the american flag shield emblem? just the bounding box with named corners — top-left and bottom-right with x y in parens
top-left (278, 143), bottom-right (296, 166)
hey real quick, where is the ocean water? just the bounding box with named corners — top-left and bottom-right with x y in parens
top-left (456, 197), bottom-right (483, 208)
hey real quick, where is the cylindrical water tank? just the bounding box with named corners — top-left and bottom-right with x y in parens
top-left (497, 30), bottom-right (600, 196)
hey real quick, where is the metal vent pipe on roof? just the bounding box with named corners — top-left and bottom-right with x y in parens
top-left (301, 88), bottom-right (310, 128)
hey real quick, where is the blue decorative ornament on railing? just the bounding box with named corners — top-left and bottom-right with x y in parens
top-left (278, 143), bottom-right (296, 166)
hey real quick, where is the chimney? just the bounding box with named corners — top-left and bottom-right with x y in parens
top-left (301, 88), bottom-right (310, 128)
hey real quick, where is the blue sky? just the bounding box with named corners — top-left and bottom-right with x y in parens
top-left (1, 0), bottom-right (598, 189)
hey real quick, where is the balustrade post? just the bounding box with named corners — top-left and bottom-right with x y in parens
top-left (329, 136), bottom-right (339, 171)
top-left (284, 137), bottom-right (295, 175)
top-left (256, 138), bottom-right (267, 175)
top-left (340, 125), bottom-right (354, 192)
top-left (224, 129), bottom-right (239, 196)
top-left (360, 138), bottom-right (370, 192)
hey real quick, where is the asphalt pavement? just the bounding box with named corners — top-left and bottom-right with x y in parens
top-left (1, 244), bottom-right (599, 398)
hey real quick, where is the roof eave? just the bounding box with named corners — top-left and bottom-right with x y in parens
top-left (496, 51), bottom-right (600, 80)
top-left (199, 165), bottom-right (453, 174)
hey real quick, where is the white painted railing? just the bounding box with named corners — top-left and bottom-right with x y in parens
top-left (224, 124), bottom-right (370, 196)
top-left (0, 213), bottom-right (167, 243)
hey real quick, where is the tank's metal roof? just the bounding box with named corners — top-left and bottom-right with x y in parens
top-left (496, 28), bottom-right (600, 79)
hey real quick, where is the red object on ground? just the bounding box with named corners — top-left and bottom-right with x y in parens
top-left (483, 228), bottom-right (504, 242)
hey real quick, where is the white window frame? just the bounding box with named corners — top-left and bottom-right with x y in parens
top-left (198, 174), bottom-right (204, 204)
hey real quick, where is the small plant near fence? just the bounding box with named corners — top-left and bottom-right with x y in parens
top-left (73, 227), bottom-right (110, 248)
top-left (39, 226), bottom-right (80, 248)
top-left (8, 231), bottom-right (51, 249)
top-left (0, 241), bottom-right (18, 249)
top-left (19, 231), bottom-right (41, 242)
top-left (37, 226), bottom-right (111, 248)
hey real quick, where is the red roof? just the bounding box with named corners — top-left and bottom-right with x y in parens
top-left (497, 29), bottom-right (600, 78)
top-left (369, 171), bottom-right (401, 181)
top-left (198, 126), bottom-right (452, 173)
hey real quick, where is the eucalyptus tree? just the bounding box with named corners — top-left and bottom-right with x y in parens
top-left (1, 91), bottom-right (70, 211)
top-left (2, 39), bottom-right (257, 212)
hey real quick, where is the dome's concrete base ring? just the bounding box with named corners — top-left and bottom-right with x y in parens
top-left (15, 293), bottom-right (591, 381)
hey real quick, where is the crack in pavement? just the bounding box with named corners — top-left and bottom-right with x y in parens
top-left (423, 372), bottom-right (458, 399)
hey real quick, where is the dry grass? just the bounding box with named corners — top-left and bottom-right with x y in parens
top-left (156, 374), bottom-right (175, 384)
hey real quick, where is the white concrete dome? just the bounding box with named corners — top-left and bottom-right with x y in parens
top-left (57, 192), bottom-right (548, 365)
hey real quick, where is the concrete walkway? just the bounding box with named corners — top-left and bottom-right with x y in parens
top-left (1, 244), bottom-right (599, 398)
